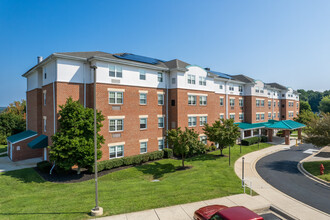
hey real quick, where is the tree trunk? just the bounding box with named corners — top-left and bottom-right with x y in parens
top-left (182, 155), bottom-right (185, 168)
top-left (220, 148), bottom-right (223, 156)
top-left (77, 166), bottom-right (81, 175)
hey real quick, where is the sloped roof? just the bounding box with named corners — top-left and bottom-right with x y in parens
top-left (7, 130), bottom-right (37, 144)
top-left (267, 120), bottom-right (305, 130)
top-left (266, 83), bottom-right (287, 90)
top-left (231, 74), bottom-right (255, 83)
top-left (28, 135), bottom-right (48, 149)
top-left (164, 59), bottom-right (190, 70)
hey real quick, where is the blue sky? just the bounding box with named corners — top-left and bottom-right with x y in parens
top-left (0, 0), bottom-right (330, 106)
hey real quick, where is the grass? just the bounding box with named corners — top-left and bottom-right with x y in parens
top-left (303, 161), bottom-right (330, 182)
top-left (0, 145), bottom-right (7, 153)
top-left (0, 143), bottom-right (272, 220)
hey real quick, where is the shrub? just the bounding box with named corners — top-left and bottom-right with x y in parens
top-left (210, 145), bottom-right (216, 151)
top-left (241, 137), bottom-right (261, 146)
top-left (163, 148), bottom-right (173, 158)
top-left (205, 145), bottom-right (210, 152)
top-left (188, 142), bottom-right (206, 156)
top-left (37, 161), bottom-right (52, 173)
top-left (260, 136), bottom-right (268, 142)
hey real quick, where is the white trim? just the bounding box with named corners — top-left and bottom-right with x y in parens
top-left (157, 114), bottom-right (165, 117)
top-left (187, 92), bottom-right (208, 96)
top-left (10, 134), bottom-right (38, 144)
top-left (139, 115), bottom-right (148, 118)
top-left (108, 116), bottom-right (125, 119)
top-left (157, 137), bottom-right (164, 140)
top-left (108, 142), bottom-right (125, 147)
top-left (107, 88), bottom-right (125, 92)
top-left (188, 114), bottom-right (208, 117)
top-left (219, 113), bottom-right (224, 115)
top-left (198, 134), bottom-right (206, 137)
top-left (139, 139), bottom-right (149, 142)
top-left (43, 116), bottom-right (47, 120)
top-left (139, 90), bottom-right (148, 94)
top-left (157, 91), bottom-right (165, 94)
top-left (256, 112), bottom-right (265, 114)
top-left (229, 113), bottom-right (235, 115)
top-left (219, 96), bottom-right (224, 98)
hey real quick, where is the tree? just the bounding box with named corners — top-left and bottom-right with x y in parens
top-left (166, 127), bottom-right (202, 168)
top-left (203, 118), bottom-right (240, 156)
top-left (294, 110), bottom-right (319, 126)
top-left (304, 113), bottom-right (330, 147)
top-left (50, 97), bottom-right (105, 174)
top-left (299, 101), bottom-right (312, 113)
top-left (4, 100), bottom-right (26, 117)
top-left (319, 95), bottom-right (330, 113)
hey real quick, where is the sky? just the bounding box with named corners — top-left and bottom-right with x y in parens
top-left (0, 0), bottom-right (330, 106)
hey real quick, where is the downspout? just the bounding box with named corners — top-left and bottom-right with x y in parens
top-left (225, 81), bottom-right (229, 119)
top-left (83, 63), bottom-right (86, 108)
top-left (272, 91), bottom-right (274, 120)
top-left (166, 71), bottom-right (169, 148)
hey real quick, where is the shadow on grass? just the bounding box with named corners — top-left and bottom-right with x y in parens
top-left (135, 162), bottom-right (176, 179)
top-left (0, 211), bottom-right (86, 216)
top-left (1, 168), bottom-right (45, 183)
top-left (186, 152), bottom-right (219, 162)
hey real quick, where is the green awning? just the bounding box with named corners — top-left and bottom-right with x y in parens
top-left (7, 130), bottom-right (37, 144)
top-left (267, 120), bottom-right (305, 130)
top-left (28, 135), bottom-right (48, 149)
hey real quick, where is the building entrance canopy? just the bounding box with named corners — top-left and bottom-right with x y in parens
top-left (235, 120), bottom-right (305, 131)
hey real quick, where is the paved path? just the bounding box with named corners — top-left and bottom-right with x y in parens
top-left (235, 140), bottom-right (330, 220)
top-left (256, 143), bottom-right (330, 214)
top-left (0, 156), bottom-right (42, 173)
top-left (99, 194), bottom-right (270, 220)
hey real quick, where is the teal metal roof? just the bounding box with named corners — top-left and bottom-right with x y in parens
top-left (267, 120), bottom-right (305, 130)
top-left (235, 120), bottom-right (279, 130)
top-left (7, 130), bottom-right (37, 143)
top-left (28, 135), bottom-right (48, 149)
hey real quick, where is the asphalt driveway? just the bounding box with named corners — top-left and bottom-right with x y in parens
top-left (256, 143), bottom-right (330, 214)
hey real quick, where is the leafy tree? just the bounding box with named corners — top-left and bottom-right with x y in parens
top-left (299, 101), bottom-right (312, 113)
top-left (304, 113), bottom-right (330, 147)
top-left (4, 100), bottom-right (26, 117)
top-left (50, 97), bottom-right (105, 174)
top-left (294, 110), bottom-right (319, 126)
top-left (166, 127), bottom-right (202, 168)
top-left (203, 118), bottom-right (240, 156)
top-left (319, 95), bottom-right (330, 113)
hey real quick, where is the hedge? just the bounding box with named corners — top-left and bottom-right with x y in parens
top-left (241, 136), bottom-right (268, 146)
top-left (37, 161), bottom-right (52, 173)
top-left (89, 150), bottom-right (165, 173)
top-left (163, 148), bottom-right (173, 158)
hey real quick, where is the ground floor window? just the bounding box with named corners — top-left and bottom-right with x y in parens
top-left (109, 145), bottom-right (124, 159)
top-left (140, 142), bottom-right (147, 154)
top-left (200, 136), bottom-right (207, 145)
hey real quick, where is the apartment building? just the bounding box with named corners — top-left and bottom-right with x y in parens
top-left (7, 52), bottom-right (300, 162)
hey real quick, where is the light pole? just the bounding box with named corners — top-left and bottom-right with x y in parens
top-left (90, 65), bottom-right (103, 216)
top-left (242, 157), bottom-right (245, 187)
top-left (229, 145), bottom-right (231, 166)
top-left (239, 138), bottom-right (242, 154)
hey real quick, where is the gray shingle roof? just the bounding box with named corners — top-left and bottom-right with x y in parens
top-left (230, 74), bottom-right (255, 83)
top-left (266, 83), bottom-right (287, 90)
top-left (164, 59), bottom-right (190, 70)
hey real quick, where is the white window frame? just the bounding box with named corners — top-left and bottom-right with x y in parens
top-left (200, 116), bottom-right (207, 126)
top-left (239, 99), bottom-right (243, 107)
top-left (43, 90), bottom-right (46, 106)
top-left (230, 98), bottom-right (235, 106)
top-left (158, 94), bottom-right (164, 105)
top-left (261, 113), bottom-right (265, 120)
top-left (158, 117), bottom-right (164, 128)
top-left (188, 95), bottom-right (197, 105)
top-left (188, 116), bottom-right (197, 127)
top-left (256, 113), bottom-right (260, 121)
top-left (139, 70), bottom-right (146, 80)
top-left (187, 74), bottom-right (196, 84)
top-left (239, 113), bottom-right (244, 121)
top-left (109, 119), bottom-right (124, 132)
top-left (200, 136), bottom-right (207, 145)
top-left (140, 93), bottom-right (147, 105)
top-left (157, 72), bottom-right (163, 82)
top-left (140, 118), bottom-right (148, 130)
top-left (140, 142), bottom-right (147, 154)
top-left (158, 139), bottom-right (164, 150)
top-left (109, 91), bottom-right (123, 104)
top-left (261, 100), bottom-right (265, 107)
top-left (109, 145), bottom-right (124, 159)
top-left (238, 85), bottom-right (243, 92)
top-left (230, 114), bottom-right (235, 120)
top-left (229, 86), bottom-right (234, 91)
top-left (199, 96), bottom-right (207, 106)
top-left (220, 97), bottom-right (224, 106)
top-left (199, 76), bottom-right (206, 86)
top-left (109, 65), bottom-right (122, 78)
top-left (43, 116), bottom-right (47, 132)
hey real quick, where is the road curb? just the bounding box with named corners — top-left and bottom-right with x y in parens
top-left (269, 205), bottom-right (296, 220)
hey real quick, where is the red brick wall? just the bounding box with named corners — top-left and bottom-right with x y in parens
top-left (227, 95), bottom-right (244, 123)
top-left (9, 136), bottom-right (43, 162)
top-left (27, 89), bottom-right (42, 133)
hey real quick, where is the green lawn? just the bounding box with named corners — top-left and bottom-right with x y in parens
top-left (303, 161), bottom-right (330, 182)
top-left (0, 145), bottom-right (7, 153)
top-left (0, 143), bottom-right (271, 220)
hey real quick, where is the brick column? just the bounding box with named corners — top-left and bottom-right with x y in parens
top-left (284, 130), bottom-right (290, 145)
top-left (268, 129), bottom-right (273, 142)
top-left (298, 128), bottom-right (302, 140)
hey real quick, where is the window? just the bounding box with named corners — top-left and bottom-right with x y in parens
top-left (238, 86), bottom-right (243, 92)
top-left (158, 94), bottom-right (164, 105)
top-left (230, 114), bottom-right (235, 120)
top-left (158, 139), bottom-right (164, 150)
top-left (220, 98), bottom-right (224, 106)
top-left (230, 98), bottom-right (235, 106)
top-left (200, 116), bottom-right (207, 126)
top-left (43, 117), bottom-right (47, 132)
top-left (157, 72), bottom-right (163, 82)
top-left (261, 113), bottom-right (265, 120)
top-left (261, 100), bottom-right (265, 107)
top-left (274, 101), bottom-right (276, 107)
top-left (187, 74), bottom-right (196, 84)
top-left (44, 73), bottom-right (47, 79)
top-left (268, 100), bottom-right (271, 107)
top-left (229, 86), bottom-right (234, 91)
top-left (188, 95), bottom-right (197, 105)
top-left (278, 101), bottom-right (280, 107)
top-left (188, 116), bottom-right (197, 127)
top-left (109, 145), bottom-right (124, 158)
top-left (200, 96), bottom-right (207, 106)
top-left (140, 142), bottom-right (147, 154)
top-left (239, 113), bottom-right (244, 121)
top-left (109, 119), bottom-right (124, 132)
top-left (200, 136), bottom-right (207, 145)
top-left (282, 94), bottom-right (285, 97)
top-left (158, 117), bottom-right (164, 128)
top-left (220, 114), bottom-right (224, 119)
top-left (109, 65), bottom-right (122, 78)
top-left (172, 78), bottom-right (176, 84)
top-left (256, 100), bottom-right (260, 107)
top-left (109, 91), bottom-right (123, 104)
top-left (260, 88), bottom-right (264, 94)
top-left (278, 112), bottom-right (280, 118)
top-left (219, 85), bottom-right (223, 89)
top-left (140, 118), bottom-right (147, 129)
top-left (255, 87), bottom-right (259, 93)
top-left (140, 93), bottom-right (147, 105)
top-left (139, 70), bottom-right (146, 80)
top-left (43, 90), bottom-right (46, 106)
top-left (268, 112), bottom-right (271, 118)
top-left (256, 113), bottom-right (260, 121)
top-left (199, 76), bottom-right (206, 86)
top-left (297, 103), bottom-right (299, 108)
top-left (239, 99), bottom-right (243, 107)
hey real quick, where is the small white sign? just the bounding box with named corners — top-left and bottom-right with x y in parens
top-left (17, 146), bottom-right (20, 151)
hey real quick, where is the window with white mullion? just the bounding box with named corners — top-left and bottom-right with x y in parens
top-left (158, 94), bottom-right (164, 105)
top-left (158, 117), bottom-right (164, 128)
top-left (188, 95), bottom-right (197, 105)
top-left (109, 65), bottom-right (122, 78)
top-left (140, 118), bottom-right (147, 129)
top-left (199, 96), bottom-right (207, 106)
top-left (109, 145), bottom-right (124, 159)
top-left (109, 91), bottom-right (123, 104)
top-left (109, 119), bottom-right (124, 132)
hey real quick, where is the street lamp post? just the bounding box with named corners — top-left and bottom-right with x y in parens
top-left (242, 157), bottom-right (245, 187)
top-left (90, 65), bottom-right (103, 216)
top-left (229, 145), bottom-right (231, 166)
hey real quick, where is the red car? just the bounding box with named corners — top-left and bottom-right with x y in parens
top-left (194, 205), bottom-right (264, 220)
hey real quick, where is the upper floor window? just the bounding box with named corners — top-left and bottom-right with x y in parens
top-left (282, 94), bottom-right (285, 97)
top-left (261, 100), bottom-right (265, 107)
top-left (109, 91), bottom-right (123, 104)
top-left (238, 86), bottom-right (243, 92)
top-left (297, 103), bottom-right (299, 108)
top-left (261, 113), bottom-right (265, 120)
top-left (157, 72), bottom-right (163, 82)
top-left (109, 119), bottom-right (123, 132)
top-left (260, 88), bottom-right (264, 94)
top-left (239, 113), bottom-right (244, 121)
top-left (188, 95), bottom-right (197, 105)
top-left (172, 78), bottom-right (176, 84)
top-left (256, 113), bottom-right (260, 121)
top-left (43, 116), bottom-right (47, 132)
top-left (255, 87), bottom-right (259, 93)
top-left (220, 98), bottom-right (224, 106)
top-left (219, 85), bottom-right (223, 89)
top-left (273, 113), bottom-right (276, 118)
top-left (239, 99), bottom-right (244, 107)
top-left (200, 116), bottom-right (207, 126)
top-left (268, 112), bottom-right (271, 118)
top-left (158, 94), bottom-right (164, 105)
top-left (268, 100), bottom-right (271, 107)
top-left (158, 139), bottom-right (164, 150)
top-left (109, 145), bottom-right (124, 159)
top-left (230, 114), bottom-right (235, 120)
top-left (256, 100), bottom-right (260, 107)
top-left (43, 90), bottom-right (46, 106)
top-left (200, 96), bottom-right (207, 106)
top-left (139, 70), bottom-right (146, 80)
top-left (140, 118), bottom-right (147, 130)
top-left (274, 101), bottom-right (276, 107)
top-left (109, 65), bottom-right (122, 78)
top-left (188, 116), bottom-right (197, 127)
top-left (220, 114), bottom-right (224, 119)
top-left (188, 74), bottom-right (196, 84)
top-left (199, 76), bottom-right (206, 86)
top-left (158, 117), bottom-right (164, 128)
top-left (140, 93), bottom-right (147, 105)
top-left (44, 73), bottom-right (47, 79)
top-left (229, 86), bottom-right (234, 91)
top-left (230, 98), bottom-right (235, 106)
top-left (278, 101), bottom-right (280, 107)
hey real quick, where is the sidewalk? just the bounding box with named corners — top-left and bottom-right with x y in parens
top-left (0, 156), bottom-right (42, 173)
top-left (304, 146), bottom-right (330, 162)
top-left (234, 140), bottom-right (330, 220)
top-left (99, 194), bottom-right (270, 220)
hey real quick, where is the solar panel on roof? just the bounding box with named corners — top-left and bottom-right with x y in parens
top-left (209, 70), bottom-right (232, 79)
top-left (114, 53), bottom-right (164, 65)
